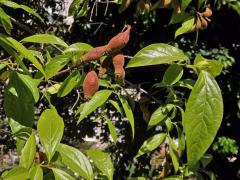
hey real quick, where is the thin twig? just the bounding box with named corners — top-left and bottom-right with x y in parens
top-left (54, 68), bottom-right (71, 77)
top-left (104, 0), bottom-right (109, 16)
top-left (90, 0), bottom-right (97, 22)
top-left (125, 80), bottom-right (163, 105)
top-left (124, 55), bottom-right (133, 59)
top-left (70, 89), bottom-right (81, 111)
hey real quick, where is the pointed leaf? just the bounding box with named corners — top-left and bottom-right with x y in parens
top-left (119, 96), bottom-right (135, 140)
top-left (162, 64), bottom-right (183, 85)
top-left (127, 43), bottom-right (188, 68)
top-left (52, 168), bottom-right (74, 180)
top-left (19, 132), bottom-right (36, 169)
top-left (29, 165), bottom-right (43, 180)
top-left (0, 7), bottom-right (12, 34)
top-left (57, 71), bottom-right (81, 97)
top-left (45, 55), bottom-right (70, 79)
top-left (175, 17), bottom-right (195, 38)
top-left (57, 143), bottom-right (93, 180)
top-left (136, 133), bottom-right (167, 158)
top-left (109, 100), bottom-right (124, 116)
top-left (1, 166), bottom-right (28, 180)
top-left (1, 34), bottom-right (45, 75)
top-left (22, 34), bottom-right (68, 48)
top-left (4, 72), bottom-right (35, 127)
top-left (0, 0), bottom-right (43, 22)
top-left (37, 109), bottom-right (64, 162)
top-left (78, 90), bottom-right (112, 123)
top-left (184, 71), bottom-right (223, 167)
top-left (104, 116), bottom-right (117, 144)
top-left (169, 137), bottom-right (179, 173)
top-left (86, 150), bottom-right (114, 180)
top-left (148, 104), bottom-right (174, 130)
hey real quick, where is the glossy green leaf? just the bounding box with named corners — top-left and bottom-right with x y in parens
top-left (109, 99), bottom-right (123, 116)
top-left (2, 166), bottom-right (28, 180)
top-left (135, 133), bottom-right (167, 158)
top-left (19, 132), bottom-right (36, 169)
top-left (175, 17), bottom-right (195, 38)
top-left (22, 34), bottom-right (68, 48)
top-left (104, 116), bottom-right (117, 144)
top-left (119, 96), bottom-right (135, 140)
top-left (169, 137), bottom-right (179, 173)
top-left (52, 168), bottom-right (74, 180)
top-left (1, 34), bottom-right (45, 75)
top-left (29, 165), bottom-right (43, 180)
top-left (37, 109), bottom-right (64, 162)
top-left (43, 83), bottom-right (62, 95)
top-left (57, 143), bottom-right (93, 180)
top-left (194, 54), bottom-right (223, 77)
top-left (57, 71), bottom-right (81, 97)
top-left (78, 90), bottom-right (112, 123)
top-left (64, 42), bottom-right (92, 55)
top-left (147, 104), bottom-right (174, 130)
top-left (0, 0), bottom-right (43, 22)
top-left (4, 72), bottom-right (35, 127)
top-left (162, 64), bottom-right (183, 85)
top-left (86, 150), bottom-right (114, 180)
top-left (127, 43), bottom-right (188, 68)
top-left (17, 73), bottom-right (39, 102)
top-left (45, 55), bottom-right (70, 79)
top-left (0, 7), bottom-right (12, 34)
top-left (184, 71), bottom-right (223, 167)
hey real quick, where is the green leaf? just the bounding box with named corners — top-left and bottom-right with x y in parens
top-left (86, 150), bottom-right (114, 180)
top-left (64, 42), bottom-right (93, 55)
top-left (104, 116), bottom-right (117, 144)
top-left (2, 166), bottom-right (28, 180)
top-left (162, 64), bottom-right (183, 85)
top-left (109, 99), bottom-right (123, 116)
top-left (175, 17), bottom-right (195, 38)
top-left (0, 7), bottom-right (12, 34)
top-left (21, 34), bottom-right (68, 48)
top-left (68, 0), bottom-right (84, 16)
top-left (57, 71), bottom-right (81, 97)
top-left (147, 104), bottom-right (174, 130)
top-left (0, 0), bottom-right (43, 22)
top-left (43, 83), bottom-right (62, 95)
top-left (17, 73), bottom-right (39, 102)
top-left (4, 72), bottom-right (35, 127)
top-left (169, 137), bottom-right (179, 173)
top-left (169, 11), bottom-right (191, 25)
top-left (135, 133), bottom-right (167, 158)
top-left (78, 90), bottom-right (112, 123)
top-left (0, 63), bottom-right (6, 71)
top-left (45, 55), bottom-right (70, 79)
top-left (127, 43), bottom-right (188, 68)
top-left (19, 131), bottom-right (36, 169)
top-left (37, 109), bottom-right (64, 162)
top-left (52, 168), bottom-right (74, 180)
top-left (119, 96), bottom-right (135, 140)
top-left (193, 54), bottom-right (223, 77)
top-left (181, 0), bottom-right (192, 11)
top-left (57, 143), bottom-right (93, 180)
top-left (0, 34), bottom-right (45, 75)
top-left (29, 165), bottom-right (43, 180)
top-left (184, 71), bottom-right (223, 167)
top-left (76, 0), bottom-right (89, 17)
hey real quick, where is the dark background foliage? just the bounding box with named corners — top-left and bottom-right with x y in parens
top-left (0, 0), bottom-right (240, 179)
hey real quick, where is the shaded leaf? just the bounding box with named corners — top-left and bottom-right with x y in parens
top-left (119, 96), bottom-right (135, 140)
top-left (169, 137), bottom-right (179, 173)
top-left (78, 90), bottom-right (112, 123)
top-left (52, 168), bottom-right (74, 180)
top-left (127, 43), bottom-right (188, 68)
top-left (37, 109), bottom-right (64, 162)
top-left (86, 150), bottom-right (114, 180)
top-left (57, 71), bottom-right (81, 97)
top-left (104, 116), bottom-right (117, 144)
top-left (19, 131), bottom-right (36, 169)
top-left (162, 64), bottom-right (183, 85)
top-left (109, 99), bottom-right (123, 116)
top-left (184, 71), bottom-right (223, 167)
top-left (0, 7), bottom-right (12, 34)
top-left (22, 34), bottom-right (68, 48)
top-left (135, 133), bottom-right (167, 158)
top-left (147, 104), bottom-right (174, 130)
top-left (57, 143), bottom-right (93, 180)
